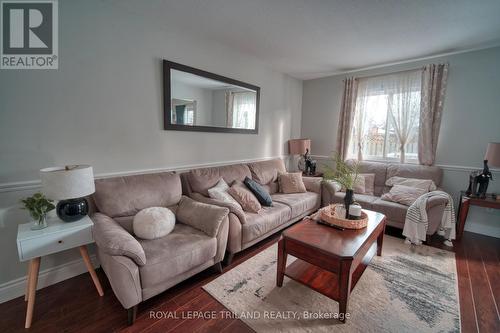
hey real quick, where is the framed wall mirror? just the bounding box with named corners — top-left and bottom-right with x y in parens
top-left (163, 60), bottom-right (260, 134)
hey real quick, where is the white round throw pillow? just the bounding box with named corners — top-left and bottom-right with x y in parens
top-left (133, 207), bottom-right (175, 240)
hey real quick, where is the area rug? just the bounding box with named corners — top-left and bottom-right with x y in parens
top-left (203, 235), bottom-right (460, 332)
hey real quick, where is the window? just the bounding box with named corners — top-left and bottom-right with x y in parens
top-left (227, 91), bottom-right (257, 129)
top-left (347, 70), bottom-right (421, 163)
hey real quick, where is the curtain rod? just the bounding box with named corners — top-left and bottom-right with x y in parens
top-left (353, 66), bottom-right (424, 80)
top-left (344, 62), bottom-right (448, 81)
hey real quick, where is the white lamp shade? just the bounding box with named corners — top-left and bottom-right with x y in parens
top-left (40, 165), bottom-right (95, 200)
top-left (485, 142), bottom-right (500, 168)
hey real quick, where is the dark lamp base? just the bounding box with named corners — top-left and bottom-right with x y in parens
top-left (56, 198), bottom-right (89, 222)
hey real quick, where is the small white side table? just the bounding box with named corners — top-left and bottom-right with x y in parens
top-left (17, 216), bottom-right (104, 328)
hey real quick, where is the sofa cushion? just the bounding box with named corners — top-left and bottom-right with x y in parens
top-left (360, 173), bottom-right (375, 195)
top-left (138, 223), bottom-right (216, 288)
top-left (247, 158), bottom-right (287, 185)
top-left (262, 181), bottom-right (279, 195)
top-left (176, 196), bottom-right (229, 237)
top-left (272, 192), bottom-right (321, 218)
top-left (188, 164), bottom-right (252, 196)
top-left (133, 207), bottom-right (176, 240)
top-left (386, 163), bottom-right (442, 188)
top-left (371, 198), bottom-right (408, 223)
top-left (347, 160), bottom-right (388, 196)
top-left (244, 177), bottom-right (273, 206)
top-left (207, 178), bottom-right (243, 210)
top-left (242, 202), bottom-right (291, 243)
top-left (278, 172), bottom-right (307, 194)
top-left (93, 172), bottom-right (181, 218)
top-left (385, 176), bottom-right (437, 192)
top-left (228, 181), bottom-right (262, 213)
top-left (381, 184), bottom-right (428, 206)
top-left (332, 192), bottom-right (379, 210)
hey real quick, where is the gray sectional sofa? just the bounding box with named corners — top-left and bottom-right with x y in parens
top-left (322, 160), bottom-right (447, 235)
top-left (89, 157), bottom-right (448, 325)
top-left (90, 158), bottom-right (323, 323)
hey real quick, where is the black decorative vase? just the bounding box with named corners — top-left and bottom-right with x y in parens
top-left (344, 189), bottom-right (354, 219)
top-left (56, 198), bottom-right (89, 222)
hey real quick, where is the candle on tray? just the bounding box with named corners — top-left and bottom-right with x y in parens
top-left (349, 204), bottom-right (362, 220)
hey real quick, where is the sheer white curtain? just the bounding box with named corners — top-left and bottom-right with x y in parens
top-left (348, 70), bottom-right (421, 163)
top-left (386, 70), bottom-right (421, 163)
top-left (228, 92), bottom-right (256, 129)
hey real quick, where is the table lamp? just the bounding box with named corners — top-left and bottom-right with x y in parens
top-left (40, 165), bottom-right (95, 222)
top-left (288, 139), bottom-right (311, 172)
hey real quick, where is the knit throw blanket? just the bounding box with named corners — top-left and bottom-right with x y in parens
top-left (403, 191), bottom-right (456, 245)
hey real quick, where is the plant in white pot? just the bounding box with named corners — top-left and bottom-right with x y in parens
top-left (323, 153), bottom-right (360, 219)
top-left (20, 192), bottom-right (55, 230)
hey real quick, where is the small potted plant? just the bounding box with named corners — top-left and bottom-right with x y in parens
top-left (20, 192), bottom-right (55, 230)
top-left (323, 153), bottom-right (360, 218)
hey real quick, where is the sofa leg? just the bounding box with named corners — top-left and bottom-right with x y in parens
top-left (213, 262), bottom-right (223, 274)
top-left (127, 305), bottom-right (137, 325)
top-left (224, 253), bottom-right (235, 266)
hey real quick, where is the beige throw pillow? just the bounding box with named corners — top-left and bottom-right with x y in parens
top-left (227, 181), bottom-right (262, 213)
top-left (340, 173), bottom-right (374, 195)
top-left (385, 176), bottom-right (437, 192)
top-left (208, 178), bottom-right (243, 210)
top-left (381, 184), bottom-right (427, 206)
top-left (278, 172), bottom-right (307, 194)
top-left (361, 173), bottom-right (375, 195)
top-left (352, 174), bottom-right (366, 194)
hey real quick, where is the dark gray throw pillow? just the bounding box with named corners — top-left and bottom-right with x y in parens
top-left (244, 177), bottom-right (273, 207)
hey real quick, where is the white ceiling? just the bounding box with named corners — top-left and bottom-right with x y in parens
top-left (113, 0), bottom-right (500, 80)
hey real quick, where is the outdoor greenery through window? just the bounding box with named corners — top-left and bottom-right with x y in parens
top-left (347, 70), bottom-right (422, 163)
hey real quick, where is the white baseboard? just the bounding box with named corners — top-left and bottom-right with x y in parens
top-left (0, 255), bottom-right (99, 304)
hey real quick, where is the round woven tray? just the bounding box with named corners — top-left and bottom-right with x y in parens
top-left (319, 204), bottom-right (368, 229)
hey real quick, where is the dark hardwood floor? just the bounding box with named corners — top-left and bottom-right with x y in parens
top-left (0, 228), bottom-right (498, 333)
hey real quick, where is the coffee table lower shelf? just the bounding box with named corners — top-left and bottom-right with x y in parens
top-left (283, 243), bottom-right (377, 303)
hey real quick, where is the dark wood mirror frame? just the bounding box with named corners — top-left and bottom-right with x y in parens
top-left (163, 60), bottom-right (260, 134)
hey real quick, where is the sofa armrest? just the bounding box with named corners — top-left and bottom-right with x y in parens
top-left (91, 213), bottom-right (146, 266)
top-left (190, 192), bottom-right (247, 224)
top-left (321, 180), bottom-right (339, 206)
top-left (426, 195), bottom-right (448, 210)
top-left (97, 249), bottom-right (142, 309)
top-left (177, 196), bottom-right (230, 237)
top-left (303, 176), bottom-right (322, 194)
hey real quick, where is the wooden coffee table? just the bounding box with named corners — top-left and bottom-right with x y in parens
top-left (276, 209), bottom-right (386, 323)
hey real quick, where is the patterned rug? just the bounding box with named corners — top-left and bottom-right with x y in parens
top-left (203, 235), bottom-right (460, 332)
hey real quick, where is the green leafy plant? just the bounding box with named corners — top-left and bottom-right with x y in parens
top-left (322, 152), bottom-right (360, 190)
top-left (20, 192), bottom-right (55, 222)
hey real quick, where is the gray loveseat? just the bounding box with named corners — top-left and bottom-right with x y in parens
top-left (181, 158), bottom-right (322, 264)
top-left (323, 160), bottom-right (447, 235)
top-left (90, 172), bottom-right (229, 324)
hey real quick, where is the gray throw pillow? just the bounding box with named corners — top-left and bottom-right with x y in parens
top-left (244, 177), bottom-right (273, 206)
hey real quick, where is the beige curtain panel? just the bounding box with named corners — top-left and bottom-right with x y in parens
top-left (336, 77), bottom-right (358, 160)
top-left (418, 63), bottom-right (449, 166)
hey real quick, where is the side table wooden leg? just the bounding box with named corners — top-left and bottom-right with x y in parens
top-left (25, 262), bottom-right (32, 301)
top-left (456, 197), bottom-right (470, 241)
top-left (25, 257), bottom-right (40, 328)
top-left (79, 246), bottom-right (104, 296)
top-left (276, 238), bottom-right (287, 287)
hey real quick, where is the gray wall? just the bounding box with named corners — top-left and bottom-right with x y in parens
top-left (302, 46), bottom-right (500, 238)
top-left (0, 0), bottom-right (302, 289)
top-left (171, 81), bottom-right (213, 126)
